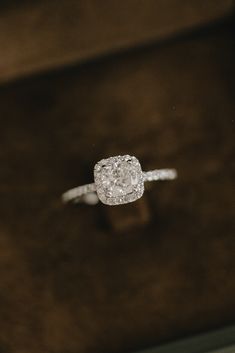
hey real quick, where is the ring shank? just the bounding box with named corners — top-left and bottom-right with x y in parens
top-left (62, 183), bottom-right (97, 204)
top-left (62, 168), bottom-right (177, 205)
top-left (143, 168), bottom-right (177, 181)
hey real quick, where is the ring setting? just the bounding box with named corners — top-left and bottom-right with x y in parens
top-left (62, 155), bottom-right (177, 206)
top-left (95, 155), bottom-right (144, 205)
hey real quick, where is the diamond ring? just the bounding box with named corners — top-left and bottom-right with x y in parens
top-left (62, 155), bottom-right (177, 206)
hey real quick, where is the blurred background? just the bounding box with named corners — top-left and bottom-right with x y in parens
top-left (0, 1), bottom-right (234, 353)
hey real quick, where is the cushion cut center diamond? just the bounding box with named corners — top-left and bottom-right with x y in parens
top-left (101, 161), bottom-right (138, 197)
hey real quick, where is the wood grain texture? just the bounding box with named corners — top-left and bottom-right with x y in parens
top-left (0, 23), bottom-right (234, 353)
top-left (0, 0), bottom-right (234, 84)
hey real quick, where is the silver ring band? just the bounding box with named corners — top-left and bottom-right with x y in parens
top-left (62, 155), bottom-right (177, 206)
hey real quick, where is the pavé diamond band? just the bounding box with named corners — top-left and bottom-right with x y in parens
top-left (62, 155), bottom-right (177, 206)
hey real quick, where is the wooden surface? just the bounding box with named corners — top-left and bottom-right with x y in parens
top-left (0, 0), bottom-right (234, 84)
top-left (0, 15), bottom-right (235, 353)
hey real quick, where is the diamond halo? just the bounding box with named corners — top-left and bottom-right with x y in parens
top-left (94, 155), bottom-right (144, 205)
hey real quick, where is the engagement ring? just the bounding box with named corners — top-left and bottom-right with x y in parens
top-left (62, 155), bottom-right (177, 206)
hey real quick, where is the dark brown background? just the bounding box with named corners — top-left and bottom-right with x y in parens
top-left (0, 1), bottom-right (235, 353)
